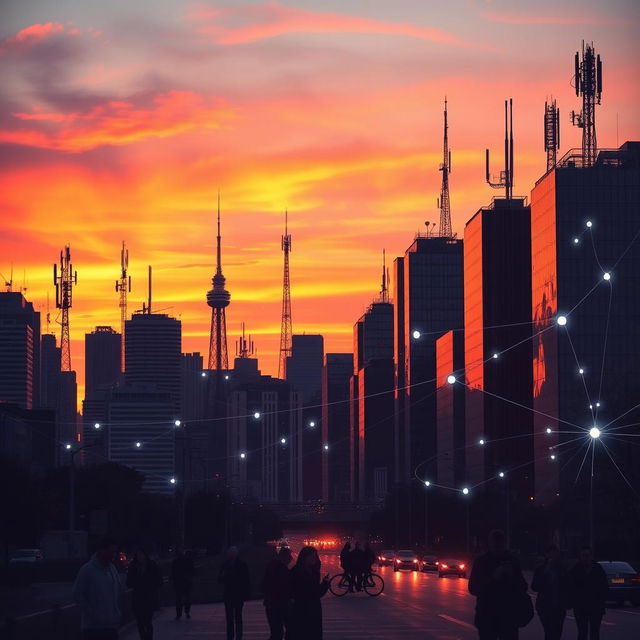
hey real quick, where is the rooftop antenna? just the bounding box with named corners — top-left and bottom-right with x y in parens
top-left (486, 98), bottom-right (514, 200)
top-left (544, 98), bottom-right (560, 172)
top-left (142, 265), bottom-right (152, 314)
top-left (278, 208), bottom-right (293, 378)
top-left (571, 41), bottom-right (602, 167)
top-left (46, 291), bottom-right (52, 334)
top-left (53, 245), bottom-right (78, 371)
top-left (438, 97), bottom-right (453, 237)
top-left (115, 241), bottom-right (131, 371)
top-left (1, 265), bottom-right (13, 292)
top-left (237, 322), bottom-right (255, 358)
top-left (379, 249), bottom-right (389, 303)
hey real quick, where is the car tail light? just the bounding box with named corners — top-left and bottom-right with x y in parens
top-left (413, 559), bottom-right (418, 563)
top-left (632, 577), bottom-right (640, 583)
top-left (381, 556), bottom-right (386, 561)
top-left (459, 564), bottom-right (465, 569)
top-left (435, 561), bottom-right (439, 565)
top-left (441, 563), bottom-right (448, 569)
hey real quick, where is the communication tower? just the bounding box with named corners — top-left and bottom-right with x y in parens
top-left (115, 241), bottom-right (131, 372)
top-left (438, 98), bottom-right (453, 237)
top-left (544, 98), bottom-right (560, 172)
top-left (53, 245), bottom-right (77, 372)
top-left (278, 210), bottom-right (292, 378)
top-left (486, 98), bottom-right (515, 200)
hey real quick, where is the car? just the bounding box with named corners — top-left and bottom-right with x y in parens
top-left (438, 558), bottom-right (467, 578)
top-left (421, 554), bottom-right (439, 572)
top-left (9, 548), bottom-right (44, 564)
top-left (394, 550), bottom-right (420, 572)
top-left (378, 550), bottom-right (395, 567)
top-left (598, 561), bottom-right (640, 606)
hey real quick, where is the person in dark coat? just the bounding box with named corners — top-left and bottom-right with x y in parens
top-left (348, 542), bottom-right (366, 591)
top-left (288, 546), bottom-right (329, 640)
top-left (171, 549), bottom-right (195, 620)
top-left (531, 544), bottom-right (571, 640)
top-left (126, 549), bottom-right (162, 640)
top-left (339, 542), bottom-right (353, 591)
top-left (262, 546), bottom-right (292, 640)
top-left (569, 547), bottom-right (608, 640)
top-left (218, 546), bottom-right (251, 640)
top-left (468, 529), bottom-right (528, 640)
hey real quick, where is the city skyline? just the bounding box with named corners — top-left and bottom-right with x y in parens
top-left (2, 0), bottom-right (640, 401)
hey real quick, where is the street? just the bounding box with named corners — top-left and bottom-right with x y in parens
top-left (121, 550), bottom-right (639, 639)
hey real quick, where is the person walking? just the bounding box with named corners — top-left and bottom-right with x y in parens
top-left (73, 536), bottom-right (124, 640)
top-left (126, 548), bottom-right (162, 640)
top-left (171, 549), bottom-right (195, 620)
top-left (569, 547), bottom-right (608, 640)
top-left (218, 546), bottom-right (251, 640)
top-left (262, 546), bottom-right (292, 640)
top-left (531, 544), bottom-right (571, 640)
top-left (468, 529), bottom-right (529, 640)
top-left (288, 546), bottom-right (329, 640)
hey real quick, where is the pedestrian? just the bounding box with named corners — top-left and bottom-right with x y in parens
top-left (218, 546), bottom-right (251, 640)
top-left (339, 542), bottom-right (352, 591)
top-left (262, 546), bottom-right (292, 640)
top-left (171, 548), bottom-right (195, 620)
top-left (288, 546), bottom-right (329, 640)
top-left (126, 548), bottom-right (162, 640)
top-left (531, 544), bottom-right (571, 640)
top-left (468, 529), bottom-right (530, 640)
top-left (73, 536), bottom-right (124, 640)
top-left (569, 546), bottom-right (608, 640)
top-left (349, 541), bottom-right (365, 591)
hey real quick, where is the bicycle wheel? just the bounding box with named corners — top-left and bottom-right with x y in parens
top-left (364, 573), bottom-right (384, 597)
top-left (329, 573), bottom-right (350, 597)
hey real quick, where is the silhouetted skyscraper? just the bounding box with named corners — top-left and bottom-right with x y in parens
top-left (85, 326), bottom-right (121, 399)
top-left (0, 292), bottom-right (40, 409)
top-left (321, 353), bottom-right (353, 503)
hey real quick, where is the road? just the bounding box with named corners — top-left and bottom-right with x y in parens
top-left (121, 546), bottom-right (639, 639)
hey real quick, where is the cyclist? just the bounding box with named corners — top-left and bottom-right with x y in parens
top-left (349, 542), bottom-right (366, 591)
top-left (363, 543), bottom-right (376, 585)
top-left (339, 542), bottom-right (353, 591)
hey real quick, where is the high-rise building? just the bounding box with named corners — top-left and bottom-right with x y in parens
top-left (463, 197), bottom-right (533, 497)
top-left (435, 330), bottom-right (465, 488)
top-left (85, 326), bottom-right (121, 399)
top-left (531, 141), bottom-right (640, 503)
top-left (0, 292), bottom-right (40, 409)
top-left (287, 334), bottom-right (324, 500)
top-left (40, 334), bottom-right (60, 412)
top-left (125, 312), bottom-right (182, 413)
top-left (181, 352), bottom-right (205, 422)
top-left (394, 236), bottom-right (464, 481)
top-left (321, 353), bottom-right (353, 503)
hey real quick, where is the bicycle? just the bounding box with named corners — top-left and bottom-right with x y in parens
top-left (329, 571), bottom-right (384, 597)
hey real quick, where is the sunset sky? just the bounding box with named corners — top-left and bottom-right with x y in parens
top-left (1, 0), bottom-right (639, 402)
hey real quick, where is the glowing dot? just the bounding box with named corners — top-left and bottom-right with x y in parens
top-left (174, 420), bottom-right (181, 427)
top-left (170, 477), bottom-right (176, 484)
top-left (603, 272), bottom-right (610, 281)
top-left (201, 372), bottom-right (207, 378)
top-left (589, 404), bottom-right (593, 410)
top-left (94, 422), bottom-right (101, 430)
top-left (447, 374), bottom-right (456, 385)
top-left (579, 368), bottom-right (584, 375)
top-left (280, 437), bottom-right (287, 445)
top-left (589, 427), bottom-right (601, 439)
top-left (546, 427), bottom-right (552, 434)
top-left (492, 353), bottom-right (499, 359)
top-left (479, 439), bottom-right (485, 445)
top-left (586, 220), bottom-right (592, 228)
top-left (135, 442), bottom-right (141, 448)
top-left (424, 480), bottom-right (431, 487)
top-left (498, 472), bottom-right (505, 478)
top-left (224, 374), bottom-right (230, 380)
top-left (412, 330), bottom-right (421, 340)
top-left (550, 454), bottom-right (556, 460)
top-left (309, 421), bottom-right (316, 428)
top-left (254, 412), bottom-right (261, 419)
top-left (595, 402), bottom-right (600, 408)
top-left (323, 444), bottom-right (329, 451)
top-left (462, 487), bottom-right (470, 495)
top-left (65, 444), bottom-right (72, 450)
top-left (573, 237), bottom-right (579, 244)
top-left (240, 452), bottom-right (246, 459)
top-left (557, 315), bottom-right (567, 326)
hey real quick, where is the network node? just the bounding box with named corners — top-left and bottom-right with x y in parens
top-left (136, 442), bottom-right (141, 448)
top-left (424, 480), bottom-right (431, 487)
top-left (94, 423), bottom-right (101, 430)
top-left (589, 427), bottom-right (601, 439)
top-left (253, 412), bottom-right (261, 419)
top-left (447, 374), bottom-right (456, 385)
top-left (65, 443), bottom-right (72, 450)
top-left (603, 272), bottom-right (611, 281)
top-left (323, 444), bottom-right (329, 451)
top-left (240, 452), bottom-right (246, 459)
top-left (280, 437), bottom-right (287, 445)
top-left (462, 487), bottom-right (470, 495)
top-left (170, 477), bottom-right (176, 484)
top-left (550, 454), bottom-right (556, 460)
top-left (479, 439), bottom-right (485, 446)
top-left (573, 237), bottom-right (579, 244)
top-left (589, 404), bottom-right (593, 410)
top-left (586, 220), bottom-right (592, 228)
top-left (595, 401), bottom-right (601, 408)
top-left (557, 315), bottom-right (567, 326)
top-left (224, 374), bottom-right (230, 380)
top-left (201, 372), bottom-right (207, 378)
top-left (492, 353), bottom-right (499, 359)
top-left (498, 472), bottom-right (505, 478)
top-left (546, 427), bottom-right (552, 434)
top-left (174, 420), bottom-right (181, 427)
top-left (412, 330), bottom-right (421, 340)
top-left (579, 368), bottom-right (584, 375)
top-left (309, 421), bottom-right (316, 428)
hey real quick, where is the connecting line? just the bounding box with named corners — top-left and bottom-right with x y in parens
top-left (599, 439), bottom-right (640, 496)
top-left (551, 435), bottom-right (589, 451)
top-left (563, 326), bottom-right (594, 422)
top-left (595, 283), bottom-right (613, 423)
top-left (574, 440), bottom-right (593, 486)
top-left (612, 224), bottom-right (640, 270)
top-left (458, 381), bottom-right (585, 431)
top-left (589, 229), bottom-right (604, 272)
top-left (606, 435), bottom-right (640, 448)
top-left (606, 422), bottom-right (640, 432)
top-left (602, 400), bottom-right (640, 430)
top-left (566, 280), bottom-right (602, 317)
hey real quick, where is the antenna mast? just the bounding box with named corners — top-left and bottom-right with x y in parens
top-left (206, 193), bottom-right (231, 370)
top-left (544, 98), bottom-right (560, 171)
top-left (278, 209), bottom-right (293, 378)
top-left (379, 249), bottom-right (389, 303)
top-left (438, 97), bottom-right (452, 237)
top-left (53, 245), bottom-right (78, 372)
top-left (571, 41), bottom-right (602, 167)
top-left (486, 98), bottom-right (514, 200)
top-left (115, 241), bottom-right (131, 371)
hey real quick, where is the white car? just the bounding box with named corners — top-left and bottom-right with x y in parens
top-left (9, 549), bottom-right (43, 564)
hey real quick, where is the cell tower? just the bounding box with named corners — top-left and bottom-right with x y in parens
top-left (53, 245), bottom-right (78, 372)
top-left (437, 97), bottom-right (452, 237)
top-left (379, 249), bottom-right (390, 303)
top-left (571, 41), bottom-right (602, 167)
top-left (206, 194), bottom-right (231, 370)
top-left (486, 98), bottom-right (514, 200)
top-left (544, 98), bottom-right (560, 172)
top-left (115, 241), bottom-right (131, 372)
top-left (236, 322), bottom-right (255, 359)
top-left (278, 210), bottom-right (292, 379)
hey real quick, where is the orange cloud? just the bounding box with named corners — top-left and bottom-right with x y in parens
top-left (1, 91), bottom-right (235, 152)
top-left (192, 1), bottom-right (482, 48)
top-left (480, 11), bottom-right (623, 26)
